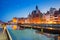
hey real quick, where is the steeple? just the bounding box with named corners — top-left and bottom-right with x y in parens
top-left (59, 8), bottom-right (60, 12)
top-left (36, 5), bottom-right (38, 10)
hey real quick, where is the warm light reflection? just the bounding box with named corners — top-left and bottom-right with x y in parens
top-left (49, 28), bottom-right (53, 29)
top-left (12, 25), bottom-right (17, 30)
top-left (48, 28), bottom-right (55, 30)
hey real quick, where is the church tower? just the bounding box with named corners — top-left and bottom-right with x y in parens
top-left (36, 5), bottom-right (38, 10)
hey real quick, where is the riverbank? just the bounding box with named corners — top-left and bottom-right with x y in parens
top-left (35, 30), bottom-right (59, 40)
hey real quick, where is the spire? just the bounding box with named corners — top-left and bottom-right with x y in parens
top-left (59, 8), bottom-right (60, 12)
top-left (36, 5), bottom-right (38, 10)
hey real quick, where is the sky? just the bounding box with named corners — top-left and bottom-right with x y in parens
top-left (0, 0), bottom-right (60, 22)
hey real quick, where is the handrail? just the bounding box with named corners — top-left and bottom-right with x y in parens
top-left (6, 29), bottom-right (12, 40)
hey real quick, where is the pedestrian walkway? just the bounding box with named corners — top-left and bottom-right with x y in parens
top-left (0, 30), bottom-right (8, 40)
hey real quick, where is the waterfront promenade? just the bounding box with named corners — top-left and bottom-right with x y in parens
top-left (0, 28), bottom-right (8, 40)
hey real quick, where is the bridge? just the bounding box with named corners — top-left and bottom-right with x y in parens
top-left (18, 24), bottom-right (60, 34)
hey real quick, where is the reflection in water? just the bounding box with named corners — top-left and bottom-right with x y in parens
top-left (7, 26), bottom-right (54, 40)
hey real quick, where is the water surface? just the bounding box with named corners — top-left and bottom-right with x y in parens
top-left (7, 28), bottom-right (54, 40)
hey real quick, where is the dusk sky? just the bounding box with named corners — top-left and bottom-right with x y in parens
top-left (0, 0), bottom-right (60, 22)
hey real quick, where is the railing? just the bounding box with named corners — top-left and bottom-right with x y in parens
top-left (6, 29), bottom-right (12, 40)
